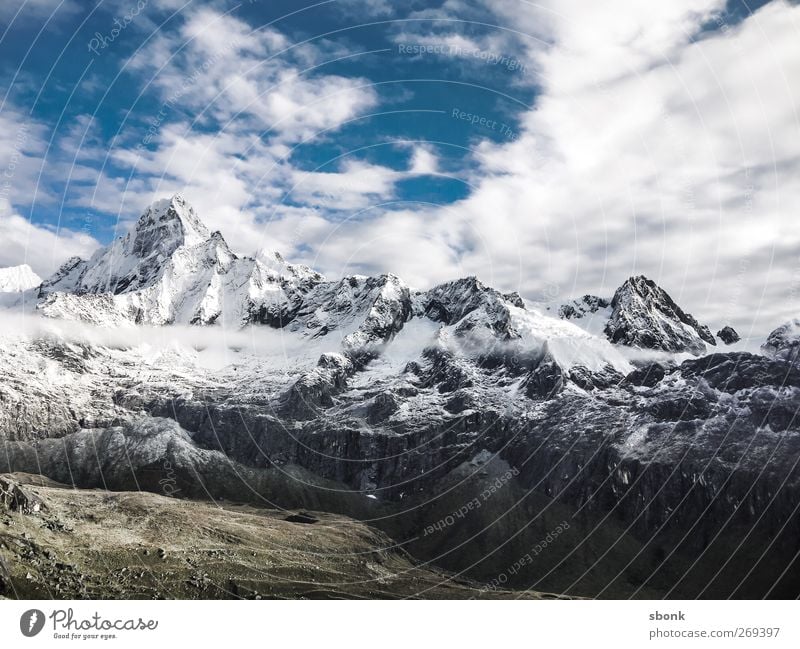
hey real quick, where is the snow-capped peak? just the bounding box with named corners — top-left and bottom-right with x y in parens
top-left (35, 196), bottom-right (329, 328)
top-left (132, 193), bottom-right (210, 253)
top-left (551, 276), bottom-right (716, 356)
top-left (41, 194), bottom-right (215, 297)
top-left (604, 275), bottom-right (716, 354)
top-left (0, 264), bottom-right (42, 292)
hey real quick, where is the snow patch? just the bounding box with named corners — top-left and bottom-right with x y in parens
top-left (0, 264), bottom-right (41, 292)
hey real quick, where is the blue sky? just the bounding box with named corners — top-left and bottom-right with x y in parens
top-left (0, 0), bottom-right (798, 337)
top-left (1, 0), bottom-right (536, 234)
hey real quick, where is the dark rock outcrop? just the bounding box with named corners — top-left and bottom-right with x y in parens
top-left (680, 352), bottom-right (800, 393)
top-left (524, 358), bottom-right (564, 399)
top-left (717, 326), bottom-right (740, 345)
top-left (569, 364), bottom-right (625, 391)
top-left (279, 353), bottom-right (354, 419)
top-left (624, 362), bottom-right (667, 387)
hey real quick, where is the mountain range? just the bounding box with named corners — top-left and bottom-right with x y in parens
top-left (1, 194), bottom-right (798, 598)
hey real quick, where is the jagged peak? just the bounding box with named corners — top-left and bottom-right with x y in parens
top-left (606, 274), bottom-right (716, 353)
top-left (39, 256), bottom-right (87, 295)
top-left (613, 276), bottom-right (703, 326)
top-left (558, 295), bottom-right (610, 320)
top-left (717, 325), bottom-right (740, 345)
top-left (129, 194), bottom-right (210, 256)
top-left (613, 275), bottom-right (666, 304)
top-left (623, 274), bottom-right (655, 288)
top-left (40, 196), bottom-right (223, 297)
top-left (419, 275), bottom-right (524, 325)
top-left (192, 230), bottom-right (237, 271)
top-left (370, 272), bottom-right (406, 287)
top-left (58, 256), bottom-right (85, 270)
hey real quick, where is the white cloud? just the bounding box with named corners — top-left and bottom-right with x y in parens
top-left (0, 106), bottom-right (100, 278)
top-left (125, 8), bottom-right (378, 143)
top-left (487, 0), bottom-right (800, 336)
top-left (0, 106), bottom-right (49, 206)
top-left (408, 145), bottom-right (439, 174)
top-left (0, 204), bottom-right (98, 277)
top-left (513, 0), bottom-right (724, 92)
top-left (290, 160), bottom-right (400, 211)
top-left (56, 6), bottom-right (399, 257)
top-left (288, 146), bottom-right (439, 211)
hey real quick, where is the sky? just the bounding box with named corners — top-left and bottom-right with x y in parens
top-left (0, 0), bottom-right (798, 339)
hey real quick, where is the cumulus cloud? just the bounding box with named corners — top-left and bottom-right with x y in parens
top-left (288, 144), bottom-right (440, 211)
top-left (0, 106), bottom-right (48, 203)
top-left (408, 145), bottom-right (439, 175)
top-left (0, 205), bottom-right (98, 276)
top-left (125, 7), bottom-right (378, 143)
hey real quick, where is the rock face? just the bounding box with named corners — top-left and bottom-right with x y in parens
top-left (289, 273), bottom-right (412, 354)
top-left (624, 362), bottom-right (666, 387)
top-left (603, 276), bottom-right (716, 354)
top-left (524, 357), bottom-right (564, 398)
top-left (0, 264), bottom-right (41, 292)
top-left (2, 196), bottom-right (799, 599)
top-left (0, 475), bottom-right (45, 514)
top-left (717, 325), bottom-right (740, 345)
top-left (763, 319), bottom-right (800, 364)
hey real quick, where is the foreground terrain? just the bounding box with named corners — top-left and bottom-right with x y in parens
top-left (0, 473), bottom-right (557, 600)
